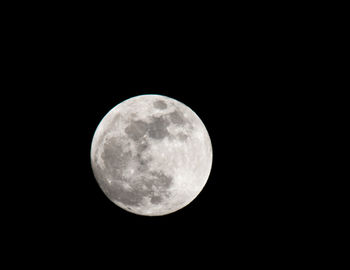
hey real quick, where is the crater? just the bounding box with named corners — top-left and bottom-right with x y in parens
top-left (153, 100), bottom-right (167, 110)
top-left (136, 139), bottom-right (148, 152)
top-left (137, 155), bottom-right (150, 172)
top-left (150, 170), bottom-right (173, 189)
top-left (177, 132), bottom-right (188, 141)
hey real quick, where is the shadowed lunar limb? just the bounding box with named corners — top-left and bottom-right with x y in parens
top-left (91, 94), bottom-right (212, 216)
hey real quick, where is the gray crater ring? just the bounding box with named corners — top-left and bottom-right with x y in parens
top-left (90, 94), bottom-right (213, 216)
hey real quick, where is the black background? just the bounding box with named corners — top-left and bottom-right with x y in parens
top-left (5, 5), bottom-right (319, 267)
top-left (24, 54), bottom-right (301, 263)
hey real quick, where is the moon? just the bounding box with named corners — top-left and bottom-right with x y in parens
top-left (90, 94), bottom-right (212, 216)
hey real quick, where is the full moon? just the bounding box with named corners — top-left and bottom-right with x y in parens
top-left (90, 94), bottom-right (212, 216)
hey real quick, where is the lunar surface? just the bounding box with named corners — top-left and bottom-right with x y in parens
top-left (90, 94), bottom-right (212, 216)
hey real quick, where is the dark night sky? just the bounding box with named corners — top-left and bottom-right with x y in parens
top-left (6, 9), bottom-right (316, 266)
top-left (20, 56), bottom-right (302, 262)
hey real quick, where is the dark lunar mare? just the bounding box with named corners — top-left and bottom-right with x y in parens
top-left (124, 114), bottom-right (174, 142)
top-left (94, 117), bottom-right (175, 207)
top-left (94, 137), bottom-right (174, 207)
top-left (101, 137), bottom-right (132, 180)
top-left (153, 100), bottom-right (167, 110)
top-left (92, 97), bottom-right (208, 214)
top-left (95, 107), bottom-right (194, 208)
top-left (168, 110), bottom-right (185, 125)
top-left (148, 116), bottom-right (170, 139)
top-left (124, 120), bottom-right (148, 141)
